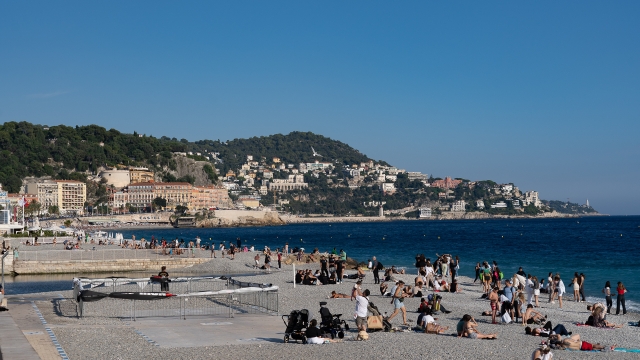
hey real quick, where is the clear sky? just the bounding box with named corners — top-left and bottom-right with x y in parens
top-left (1, 2), bottom-right (639, 214)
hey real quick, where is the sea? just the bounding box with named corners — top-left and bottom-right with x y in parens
top-left (6, 216), bottom-right (640, 311)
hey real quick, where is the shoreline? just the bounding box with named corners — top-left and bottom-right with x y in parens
top-left (2, 252), bottom-right (639, 360)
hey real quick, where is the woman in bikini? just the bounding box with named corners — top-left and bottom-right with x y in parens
top-left (463, 316), bottom-right (497, 339)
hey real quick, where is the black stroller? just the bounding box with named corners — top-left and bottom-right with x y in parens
top-left (319, 302), bottom-right (349, 339)
top-left (282, 309), bottom-right (310, 343)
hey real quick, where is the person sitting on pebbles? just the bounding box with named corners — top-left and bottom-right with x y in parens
top-left (305, 319), bottom-right (341, 344)
top-left (461, 316), bottom-right (498, 340)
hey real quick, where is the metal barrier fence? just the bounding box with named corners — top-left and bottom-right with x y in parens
top-left (75, 276), bottom-right (230, 295)
top-left (16, 248), bottom-right (211, 261)
top-left (74, 277), bottom-right (278, 320)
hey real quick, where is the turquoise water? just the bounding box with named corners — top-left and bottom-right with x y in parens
top-left (118, 216), bottom-right (640, 310)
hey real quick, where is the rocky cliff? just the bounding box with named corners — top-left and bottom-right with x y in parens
top-left (157, 155), bottom-right (217, 186)
top-left (197, 210), bottom-right (285, 227)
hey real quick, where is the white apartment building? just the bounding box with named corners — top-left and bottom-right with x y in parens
top-left (25, 180), bottom-right (86, 215)
top-left (451, 200), bottom-right (466, 212)
top-left (268, 174), bottom-right (308, 191)
top-left (419, 208), bottom-right (432, 218)
top-left (522, 191), bottom-right (542, 207)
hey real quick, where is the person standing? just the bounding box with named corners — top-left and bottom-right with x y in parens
top-left (158, 266), bottom-right (170, 292)
top-left (579, 273), bottom-right (586, 302)
top-left (196, 236), bottom-right (201, 249)
top-left (602, 281), bottom-right (612, 314)
top-left (320, 256), bottom-right (329, 277)
top-left (355, 289), bottom-right (370, 333)
top-left (264, 252), bottom-right (271, 272)
top-left (336, 258), bottom-right (344, 284)
top-left (450, 256), bottom-right (460, 280)
top-left (277, 251), bottom-right (282, 269)
top-left (372, 256), bottom-right (380, 284)
top-left (615, 282), bottom-right (627, 315)
top-left (555, 275), bottom-right (565, 309)
top-left (210, 241), bottom-right (216, 258)
top-left (340, 249), bottom-right (347, 262)
top-left (474, 263), bottom-right (480, 283)
top-left (236, 237), bottom-right (241, 249)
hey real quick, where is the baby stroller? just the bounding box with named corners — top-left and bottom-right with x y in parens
top-left (282, 309), bottom-right (310, 343)
top-left (367, 301), bottom-right (392, 332)
top-left (319, 302), bottom-right (349, 339)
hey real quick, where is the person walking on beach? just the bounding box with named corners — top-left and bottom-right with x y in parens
top-left (372, 256), bottom-right (380, 284)
top-left (277, 251), bottom-right (282, 269)
top-left (210, 241), bottom-right (216, 258)
top-left (615, 282), bottom-right (627, 315)
top-left (474, 263), bottom-right (480, 283)
top-left (602, 281), bottom-right (612, 314)
top-left (387, 281), bottom-right (408, 326)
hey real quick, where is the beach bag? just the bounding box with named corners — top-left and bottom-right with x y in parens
top-left (367, 315), bottom-right (383, 330)
top-left (501, 312), bottom-right (512, 324)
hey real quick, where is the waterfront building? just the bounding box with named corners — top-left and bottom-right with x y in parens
top-left (419, 207), bottom-right (432, 218)
top-left (522, 191), bottom-right (542, 207)
top-left (25, 179), bottom-right (86, 215)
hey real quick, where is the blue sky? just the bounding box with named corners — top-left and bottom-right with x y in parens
top-left (1, 2), bottom-right (639, 214)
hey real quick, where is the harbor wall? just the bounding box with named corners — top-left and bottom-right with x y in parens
top-left (12, 257), bottom-right (209, 275)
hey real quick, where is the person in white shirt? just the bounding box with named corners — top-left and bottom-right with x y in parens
top-left (355, 289), bottom-right (370, 332)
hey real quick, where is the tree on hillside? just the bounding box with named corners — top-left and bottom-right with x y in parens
top-left (152, 197), bottom-right (167, 211)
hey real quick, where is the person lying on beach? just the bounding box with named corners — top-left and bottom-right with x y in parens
top-left (329, 291), bottom-right (349, 299)
top-left (357, 267), bottom-right (366, 279)
top-left (558, 334), bottom-right (616, 352)
top-left (390, 266), bottom-right (405, 274)
top-left (531, 344), bottom-right (553, 360)
top-left (461, 316), bottom-right (497, 339)
top-left (523, 304), bottom-right (547, 325)
top-left (526, 322), bottom-right (571, 337)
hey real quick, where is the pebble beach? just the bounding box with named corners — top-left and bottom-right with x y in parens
top-left (5, 251), bottom-right (640, 360)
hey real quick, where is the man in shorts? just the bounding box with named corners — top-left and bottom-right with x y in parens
top-left (355, 289), bottom-right (370, 332)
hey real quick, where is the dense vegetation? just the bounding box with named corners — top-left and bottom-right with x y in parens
top-left (191, 131), bottom-right (380, 174)
top-left (0, 121), bottom-right (189, 193)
